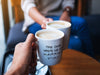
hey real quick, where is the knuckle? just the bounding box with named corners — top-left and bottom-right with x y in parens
top-left (15, 42), bottom-right (24, 48)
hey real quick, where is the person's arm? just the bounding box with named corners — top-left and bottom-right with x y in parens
top-left (21, 0), bottom-right (53, 29)
top-left (5, 66), bottom-right (28, 75)
top-left (60, 7), bottom-right (72, 22)
top-left (60, 0), bottom-right (75, 22)
top-left (5, 34), bottom-right (37, 75)
top-left (29, 7), bottom-right (53, 28)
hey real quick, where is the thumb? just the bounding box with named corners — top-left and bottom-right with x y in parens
top-left (25, 33), bottom-right (35, 45)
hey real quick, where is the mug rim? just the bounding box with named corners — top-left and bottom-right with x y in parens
top-left (35, 29), bottom-right (64, 41)
top-left (46, 20), bottom-right (71, 29)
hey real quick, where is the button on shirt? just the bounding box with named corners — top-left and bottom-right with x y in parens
top-left (21, 0), bottom-right (75, 32)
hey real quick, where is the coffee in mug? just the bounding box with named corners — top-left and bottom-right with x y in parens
top-left (37, 31), bottom-right (63, 39)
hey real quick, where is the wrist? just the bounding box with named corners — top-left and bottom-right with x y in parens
top-left (63, 7), bottom-right (72, 16)
top-left (60, 10), bottom-right (71, 22)
top-left (5, 64), bottom-right (28, 75)
top-left (39, 16), bottom-right (47, 25)
top-left (5, 66), bottom-right (20, 75)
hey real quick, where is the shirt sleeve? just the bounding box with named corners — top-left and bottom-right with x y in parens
top-left (21, 0), bottom-right (36, 15)
top-left (62, 0), bottom-right (75, 10)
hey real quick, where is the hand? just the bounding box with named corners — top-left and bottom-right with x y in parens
top-left (5, 34), bottom-right (37, 75)
top-left (60, 11), bottom-right (71, 22)
top-left (41, 18), bottom-right (53, 29)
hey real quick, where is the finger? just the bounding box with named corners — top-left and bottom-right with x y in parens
top-left (25, 33), bottom-right (35, 45)
top-left (46, 18), bottom-right (53, 23)
top-left (49, 18), bottom-right (53, 22)
top-left (43, 18), bottom-right (53, 23)
top-left (32, 42), bottom-right (36, 49)
top-left (41, 24), bottom-right (46, 29)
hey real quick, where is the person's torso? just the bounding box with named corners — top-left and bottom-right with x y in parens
top-left (35, 0), bottom-right (63, 16)
top-left (22, 0), bottom-right (64, 32)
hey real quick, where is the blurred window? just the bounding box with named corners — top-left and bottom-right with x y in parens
top-left (0, 0), bottom-right (5, 50)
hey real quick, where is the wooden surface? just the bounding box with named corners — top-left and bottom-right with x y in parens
top-left (50, 49), bottom-right (100, 75)
top-left (1, 0), bottom-right (10, 41)
top-left (77, 0), bottom-right (82, 16)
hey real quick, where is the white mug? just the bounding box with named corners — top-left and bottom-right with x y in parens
top-left (46, 20), bottom-right (71, 50)
top-left (35, 29), bottom-right (64, 65)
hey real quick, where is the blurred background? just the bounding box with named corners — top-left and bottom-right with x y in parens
top-left (0, 0), bottom-right (100, 74)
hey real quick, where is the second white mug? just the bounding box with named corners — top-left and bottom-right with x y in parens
top-left (46, 20), bottom-right (71, 50)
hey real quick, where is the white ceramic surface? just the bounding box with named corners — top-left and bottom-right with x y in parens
top-left (35, 29), bottom-right (64, 65)
top-left (46, 20), bottom-right (71, 50)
